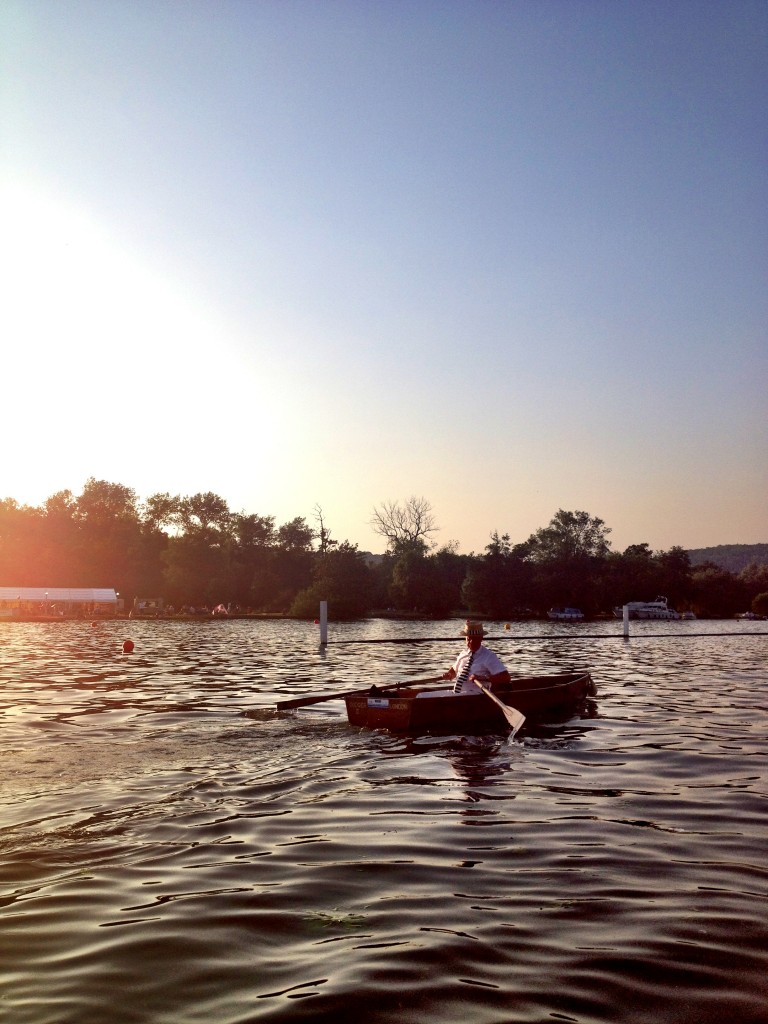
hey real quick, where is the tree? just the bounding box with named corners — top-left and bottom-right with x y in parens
top-left (525, 511), bottom-right (612, 614)
top-left (142, 492), bottom-right (182, 532)
top-left (528, 510), bottom-right (612, 562)
top-left (231, 513), bottom-right (276, 607)
top-left (161, 493), bottom-right (234, 606)
top-left (178, 492), bottom-right (232, 535)
top-left (428, 543), bottom-right (470, 617)
top-left (370, 496), bottom-right (438, 554)
top-left (132, 494), bottom-right (182, 600)
top-left (162, 532), bottom-right (231, 606)
top-left (654, 546), bottom-right (693, 608)
top-left (277, 517), bottom-right (315, 552)
top-left (0, 499), bottom-right (45, 584)
top-left (462, 532), bottom-right (534, 618)
top-left (740, 562), bottom-right (768, 605)
top-left (77, 478), bottom-right (139, 524)
top-left (605, 543), bottom-right (658, 607)
top-left (74, 479), bottom-right (144, 594)
top-left (389, 547), bottom-right (436, 612)
top-left (290, 542), bottom-right (372, 619)
top-left (691, 562), bottom-right (746, 618)
top-left (313, 504), bottom-right (337, 555)
top-left (37, 491), bottom-right (80, 585)
top-left (270, 517), bottom-right (315, 610)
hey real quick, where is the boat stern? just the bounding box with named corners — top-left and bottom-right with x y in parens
top-left (345, 694), bottom-right (414, 730)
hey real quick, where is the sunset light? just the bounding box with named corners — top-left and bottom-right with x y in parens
top-left (1, 1), bottom-right (765, 553)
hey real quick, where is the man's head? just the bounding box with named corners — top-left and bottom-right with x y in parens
top-left (461, 620), bottom-right (486, 652)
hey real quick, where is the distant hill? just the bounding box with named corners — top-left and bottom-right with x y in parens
top-left (687, 544), bottom-right (768, 573)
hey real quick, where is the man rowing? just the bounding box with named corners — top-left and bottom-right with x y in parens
top-left (416, 620), bottom-right (510, 699)
top-left (442, 620), bottom-right (511, 694)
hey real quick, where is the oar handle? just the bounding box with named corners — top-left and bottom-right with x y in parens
top-left (276, 675), bottom-right (443, 711)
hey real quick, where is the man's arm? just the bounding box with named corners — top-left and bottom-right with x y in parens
top-left (488, 669), bottom-right (511, 691)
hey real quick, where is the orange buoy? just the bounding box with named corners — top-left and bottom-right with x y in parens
top-left (122, 639), bottom-right (135, 654)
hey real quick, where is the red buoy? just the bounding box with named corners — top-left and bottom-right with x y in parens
top-left (123, 639), bottom-right (135, 654)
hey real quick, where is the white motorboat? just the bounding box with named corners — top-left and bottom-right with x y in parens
top-left (547, 607), bottom-right (585, 621)
top-left (613, 596), bottom-right (681, 620)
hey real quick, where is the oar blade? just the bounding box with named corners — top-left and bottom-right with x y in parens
top-left (475, 681), bottom-right (525, 738)
top-left (502, 704), bottom-right (525, 737)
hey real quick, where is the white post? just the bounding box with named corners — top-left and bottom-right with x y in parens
top-left (319, 601), bottom-right (328, 646)
top-left (623, 604), bottom-right (630, 639)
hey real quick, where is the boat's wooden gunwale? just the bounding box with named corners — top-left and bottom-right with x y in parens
top-left (345, 671), bottom-right (594, 733)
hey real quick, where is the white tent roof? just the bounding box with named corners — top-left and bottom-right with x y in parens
top-left (0, 587), bottom-right (118, 603)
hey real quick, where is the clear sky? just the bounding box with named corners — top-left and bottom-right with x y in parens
top-left (2, 0), bottom-right (766, 555)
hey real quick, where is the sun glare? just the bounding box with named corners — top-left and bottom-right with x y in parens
top-left (0, 181), bottom-right (285, 508)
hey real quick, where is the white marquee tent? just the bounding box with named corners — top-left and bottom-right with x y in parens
top-left (0, 588), bottom-right (118, 616)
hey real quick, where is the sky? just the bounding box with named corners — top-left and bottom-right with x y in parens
top-left (1, 0), bottom-right (766, 556)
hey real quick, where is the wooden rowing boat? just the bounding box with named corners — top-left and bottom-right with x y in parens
top-left (344, 671), bottom-right (595, 733)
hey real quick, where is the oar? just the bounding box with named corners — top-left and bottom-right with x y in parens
top-left (474, 682), bottom-right (526, 737)
top-left (275, 675), bottom-right (443, 711)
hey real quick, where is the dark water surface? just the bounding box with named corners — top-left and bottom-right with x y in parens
top-left (1, 618), bottom-right (766, 1023)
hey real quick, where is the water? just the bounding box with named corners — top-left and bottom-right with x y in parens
top-left (1, 618), bottom-right (766, 1023)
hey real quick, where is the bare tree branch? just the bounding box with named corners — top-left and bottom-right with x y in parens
top-left (313, 503), bottom-right (337, 554)
top-left (370, 496), bottom-right (438, 553)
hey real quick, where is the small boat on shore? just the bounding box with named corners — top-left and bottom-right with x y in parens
top-left (345, 671), bottom-right (595, 734)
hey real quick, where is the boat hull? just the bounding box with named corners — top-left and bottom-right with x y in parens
top-left (345, 671), bottom-right (595, 733)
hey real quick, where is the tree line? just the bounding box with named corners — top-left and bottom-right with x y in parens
top-left (1, 483), bottom-right (767, 619)
top-left (687, 543), bottom-right (768, 574)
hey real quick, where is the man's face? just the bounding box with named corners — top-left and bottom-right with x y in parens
top-left (466, 634), bottom-right (482, 652)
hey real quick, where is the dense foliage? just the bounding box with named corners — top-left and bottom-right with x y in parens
top-left (1, 483), bottom-right (766, 619)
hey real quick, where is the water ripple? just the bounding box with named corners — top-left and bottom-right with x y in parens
top-left (1, 619), bottom-right (767, 1022)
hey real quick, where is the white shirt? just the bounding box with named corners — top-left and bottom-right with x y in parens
top-left (452, 644), bottom-right (507, 695)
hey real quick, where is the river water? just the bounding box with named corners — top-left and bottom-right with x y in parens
top-left (1, 617), bottom-right (766, 1024)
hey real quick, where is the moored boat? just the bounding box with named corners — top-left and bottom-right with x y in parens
top-left (547, 607), bottom-right (584, 621)
top-left (345, 671), bottom-right (595, 733)
top-left (613, 596), bottom-right (680, 620)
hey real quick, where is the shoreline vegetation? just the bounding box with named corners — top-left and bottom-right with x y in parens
top-left (2, 482), bottom-right (767, 622)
